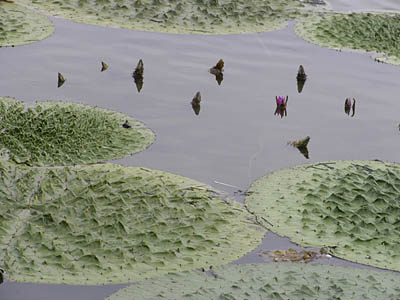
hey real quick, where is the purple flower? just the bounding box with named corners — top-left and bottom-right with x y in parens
top-left (275, 96), bottom-right (289, 118)
top-left (276, 96), bottom-right (288, 107)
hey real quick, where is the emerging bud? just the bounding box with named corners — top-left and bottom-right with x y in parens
top-left (191, 91), bottom-right (201, 105)
top-left (344, 98), bottom-right (356, 117)
top-left (101, 61), bottom-right (109, 72)
top-left (296, 65), bottom-right (307, 81)
top-left (210, 59), bottom-right (224, 75)
top-left (133, 59), bottom-right (144, 78)
top-left (57, 72), bottom-right (66, 88)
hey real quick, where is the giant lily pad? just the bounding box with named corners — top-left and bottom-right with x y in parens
top-left (0, 97), bottom-right (154, 166)
top-left (19, 0), bottom-right (305, 34)
top-left (107, 262), bottom-right (400, 299)
top-left (295, 12), bottom-right (400, 64)
top-left (246, 160), bottom-right (400, 271)
top-left (0, 2), bottom-right (54, 47)
top-left (0, 161), bottom-right (264, 284)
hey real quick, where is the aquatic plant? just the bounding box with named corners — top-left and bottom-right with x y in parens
top-left (101, 61), bottom-right (109, 72)
top-left (274, 96), bottom-right (289, 118)
top-left (295, 12), bottom-right (400, 64)
top-left (0, 161), bottom-right (264, 284)
top-left (0, 97), bottom-right (154, 166)
top-left (106, 262), bottom-right (400, 299)
top-left (57, 72), bottom-right (66, 88)
top-left (0, 2), bottom-right (54, 47)
top-left (132, 59), bottom-right (144, 92)
top-left (246, 160), bottom-right (400, 271)
top-left (288, 136), bottom-right (310, 158)
top-left (19, 0), bottom-right (307, 34)
top-left (296, 65), bottom-right (307, 92)
top-left (274, 96), bottom-right (288, 118)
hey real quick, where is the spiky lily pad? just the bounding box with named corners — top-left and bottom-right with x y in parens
top-left (0, 161), bottom-right (264, 284)
top-left (0, 2), bottom-right (54, 47)
top-left (19, 0), bottom-right (305, 34)
top-left (107, 263), bottom-right (400, 299)
top-left (0, 97), bottom-right (154, 166)
top-left (295, 12), bottom-right (400, 64)
top-left (246, 160), bottom-right (400, 271)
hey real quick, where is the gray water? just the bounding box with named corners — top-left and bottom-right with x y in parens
top-left (1, 7), bottom-right (400, 300)
top-left (327, 0), bottom-right (400, 12)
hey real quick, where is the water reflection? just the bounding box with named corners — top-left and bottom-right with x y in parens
top-left (191, 91), bottom-right (201, 116)
top-left (209, 59), bottom-right (224, 86)
top-left (296, 65), bottom-right (307, 93)
top-left (344, 98), bottom-right (356, 117)
top-left (274, 96), bottom-right (288, 118)
top-left (132, 59), bottom-right (144, 92)
top-left (214, 72), bottom-right (223, 85)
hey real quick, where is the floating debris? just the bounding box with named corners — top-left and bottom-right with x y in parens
top-left (288, 136), bottom-right (310, 159)
top-left (344, 97), bottom-right (356, 117)
top-left (274, 96), bottom-right (288, 118)
top-left (122, 120), bottom-right (131, 128)
top-left (57, 72), bottom-right (66, 88)
top-left (260, 248), bottom-right (321, 263)
top-left (101, 61), bottom-right (108, 72)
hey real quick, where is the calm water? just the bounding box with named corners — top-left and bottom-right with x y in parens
top-left (1, 6), bottom-right (400, 300)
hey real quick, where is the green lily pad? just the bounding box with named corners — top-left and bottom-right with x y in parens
top-left (246, 160), bottom-right (400, 271)
top-left (0, 161), bottom-right (264, 284)
top-left (295, 12), bottom-right (400, 65)
top-left (0, 97), bottom-right (154, 166)
top-left (107, 262), bottom-right (400, 299)
top-left (0, 2), bottom-right (54, 47)
top-left (19, 0), bottom-right (305, 34)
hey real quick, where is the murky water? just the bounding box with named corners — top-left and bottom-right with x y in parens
top-left (1, 8), bottom-right (400, 300)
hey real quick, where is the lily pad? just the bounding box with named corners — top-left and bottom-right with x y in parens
top-left (295, 12), bottom-right (400, 64)
top-left (0, 161), bottom-right (264, 284)
top-left (107, 262), bottom-right (400, 299)
top-left (19, 0), bottom-right (305, 34)
top-left (0, 97), bottom-right (154, 166)
top-left (246, 160), bottom-right (400, 271)
top-left (0, 2), bottom-right (54, 47)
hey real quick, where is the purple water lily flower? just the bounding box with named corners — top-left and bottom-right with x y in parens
top-left (275, 96), bottom-right (288, 118)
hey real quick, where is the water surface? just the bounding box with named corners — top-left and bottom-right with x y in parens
top-left (1, 13), bottom-right (400, 300)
